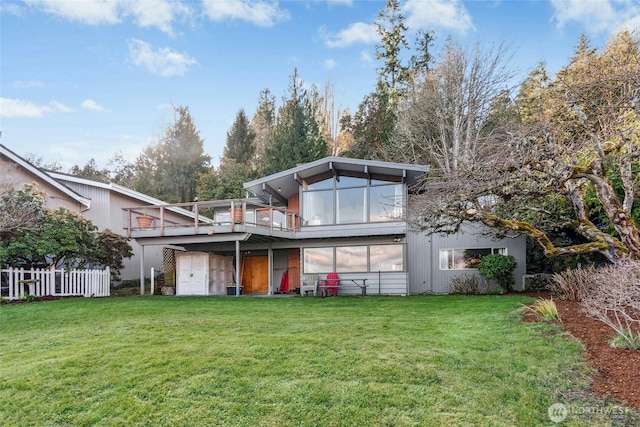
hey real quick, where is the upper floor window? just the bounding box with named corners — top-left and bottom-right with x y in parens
top-left (302, 175), bottom-right (404, 226)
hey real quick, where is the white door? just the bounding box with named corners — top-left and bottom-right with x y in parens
top-left (177, 253), bottom-right (208, 295)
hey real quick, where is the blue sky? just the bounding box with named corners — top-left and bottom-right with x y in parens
top-left (1, 0), bottom-right (639, 171)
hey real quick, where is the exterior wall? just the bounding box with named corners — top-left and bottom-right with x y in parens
top-left (0, 157), bottom-right (84, 213)
top-left (296, 237), bottom-right (409, 296)
top-left (407, 231), bottom-right (433, 294)
top-left (54, 179), bottom-right (165, 281)
top-left (408, 223), bottom-right (527, 294)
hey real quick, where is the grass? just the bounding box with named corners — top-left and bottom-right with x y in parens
top-left (0, 295), bottom-right (637, 426)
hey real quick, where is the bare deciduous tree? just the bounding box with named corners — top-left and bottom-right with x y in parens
top-left (411, 31), bottom-right (640, 263)
top-left (394, 38), bottom-right (515, 170)
top-left (581, 260), bottom-right (640, 348)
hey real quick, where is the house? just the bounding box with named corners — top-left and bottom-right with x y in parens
top-left (0, 144), bottom-right (196, 281)
top-left (124, 157), bottom-right (526, 295)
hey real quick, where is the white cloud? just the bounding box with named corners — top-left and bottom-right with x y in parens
top-left (550, 0), bottom-right (640, 34)
top-left (24, 0), bottom-right (121, 25)
top-left (324, 58), bottom-right (336, 69)
top-left (23, 0), bottom-right (189, 34)
top-left (0, 2), bottom-right (26, 16)
top-left (126, 0), bottom-right (192, 35)
top-left (13, 80), bottom-right (44, 89)
top-left (325, 0), bottom-right (353, 5)
top-left (82, 99), bottom-right (110, 112)
top-left (49, 101), bottom-right (74, 113)
top-left (0, 98), bottom-right (73, 117)
top-left (323, 22), bottom-right (378, 48)
top-left (128, 38), bottom-right (197, 77)
top-left (623, 14), bottom-right (640, 33)
top-left (403, 0), bottom-right (474, 34)
top-left (202, 0), bottom-right (290, 27)
top-left (360, 51), bottom-right (372, 63)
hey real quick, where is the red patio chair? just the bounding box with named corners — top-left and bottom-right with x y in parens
top-left (322, 272), bottom-right (340, 297)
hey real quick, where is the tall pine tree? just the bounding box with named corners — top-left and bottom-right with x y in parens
top-left (223, 109), bottom-right (256, 168)
top-left (261, 69), bottom-right (327, 175)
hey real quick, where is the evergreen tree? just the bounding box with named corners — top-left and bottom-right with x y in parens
top-left (68, 159), bottom-right (111, 183)
top-left (223, 109), bottom-right (256, 167)
top-left (375, 0), bottom-right (409, 103)
top-left (197, 160), bottom-right (250, 201)
top-left (251, 89), bottom-right (276, 172)
top-left (129, 106), bottom-right (210, 203)
top-left (343, 82), bottom-right (395, 161)
top-left (261, 69), bottom-right (327, 175)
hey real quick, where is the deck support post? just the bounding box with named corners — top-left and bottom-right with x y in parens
top-left (140, 245), bottom-right (145, 295)
top-left (235, 240), bottom-right (241, 296)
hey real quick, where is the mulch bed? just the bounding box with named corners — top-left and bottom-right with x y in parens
top-left (523, 292), bottom-right (640, 409)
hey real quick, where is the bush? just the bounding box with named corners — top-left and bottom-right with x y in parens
top-left (476, 254), bottom-right (517, 292)
top-left (449, 274), bottom-right (494, 295)
top-left (549, 265), bottom-right (598, 301)
top-left (581, 260), bottom-right (640, 349)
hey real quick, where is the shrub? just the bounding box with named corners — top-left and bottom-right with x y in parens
top-left (549, 266), bottom-right (598, 301)
top-left (581, 260), bottom-right (640, 349)
top-left (523, 298), bottom-right (561, 322)
top-left (449, 274), bottom-right (493, 295)
top-left (476, 254), bottom-right (517, 292)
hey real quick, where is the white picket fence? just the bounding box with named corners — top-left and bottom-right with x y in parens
top-left (1, 267), bottom-right (110, 300)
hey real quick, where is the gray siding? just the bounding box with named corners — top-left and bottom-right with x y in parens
top-left (59, 181), bottom-right (112, 229)
top-left (408, 223), bottom-right (527, 294)
top-left (407, 231), bottom-right (433, 294)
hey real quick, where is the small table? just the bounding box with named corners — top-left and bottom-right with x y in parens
top-left (350, 279), bottom-right (368, 297)
top-left (318, 279), bottom-right (368, 297)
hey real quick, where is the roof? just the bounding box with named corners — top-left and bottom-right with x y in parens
top-left (244, 157), bottom-right (429, 203)
top-left (49, 172), bottom-right (198, 220)
top-left (0, 144), bottom-right (92, 209)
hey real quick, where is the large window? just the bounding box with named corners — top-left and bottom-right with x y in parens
top-left (303, 247), bottom-right (334, 273)
top-left (439, 248), bottom-right (506, 270)
top-left (370, 183), bottom-right (404, 222)
top-left (302, 176), bottom-right (404, 226)
top-left (336, 246), bottom-right (368, 272)
top-left (303, 244), bottom-right (404, 274)
top-left (370, 245), bottom-right (403, 271)
top-left (302, 190), bottom-right (333, 225)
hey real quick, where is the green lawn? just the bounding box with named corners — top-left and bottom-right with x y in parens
top-left (0, 295), bottom-right (637, 426)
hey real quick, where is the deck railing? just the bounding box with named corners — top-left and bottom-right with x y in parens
top-left (1, 267), bottom-right (111, 300)
top-left (123, 199), bottom-right (299, 237)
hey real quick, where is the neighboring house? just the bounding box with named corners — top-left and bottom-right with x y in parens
top-left (124, 157), bottom-right (526, 295)
top-left (0, 144), bottom-right (195, 281)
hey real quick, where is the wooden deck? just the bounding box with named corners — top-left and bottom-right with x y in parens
top-left (123, 199), bottom-right (300, 239)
